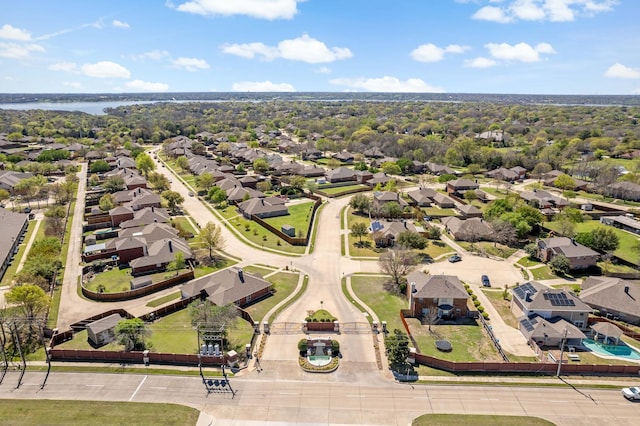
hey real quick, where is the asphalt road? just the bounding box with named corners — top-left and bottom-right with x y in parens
top-left (0, 369), bottom-right (637, 426)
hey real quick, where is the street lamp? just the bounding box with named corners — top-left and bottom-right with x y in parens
top-left (556, 328), bottom-right (569, 376)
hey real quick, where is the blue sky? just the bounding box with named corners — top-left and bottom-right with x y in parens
top-left (0, 0), bottom-right (638, 94)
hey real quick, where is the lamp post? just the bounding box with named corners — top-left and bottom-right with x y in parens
top-left (556, 328), bottom-right (569, 377)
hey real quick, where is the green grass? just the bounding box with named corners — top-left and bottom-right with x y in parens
top-left (479, 187), bottom-right (510, 199)
top-left (0, 219), bottom-right (37, 286)
top-left (422, 207), bottom-right (457, 217)
top-left (407, 318), bottom-right (503, 362)
top-left (517, 256), bottom-right (542, 268)
top-left (243, 271), bottom-right (300, 322)
top-left (269, 274), bottom-right (308, 323)
top-left (84, 268), bottom-right (192, 293)
top-left (171, 216), bottom-right (198, 238)
top-left (350, 275), bottom-right (406, 332)
top-left (342, 276), bottom-right (372, 323)
top-left (317, 184), bottom-right (368, 195)
top-left (242, 265), bottom-right (277, 276)
top-left (543, 219), bottom-right (640, 264)
top-left (417, 240), bottom-right (455, 260)
top-left (307, 308), bottom-right (337, 321)
top-left (413, 414), bottom-right (554, 426)
top-left (0, 400), bottom-right (200, 426)
top-left (49, 199), bottom-right (76, 329)
top-left (482, 289), bottom-right (519, 329)
top-left (146, 291), bottom-right (182, 307)
top-left (530, 265), bottom-right (559, 281)
top-left (457, 241), bottom-right (518, 259)
top-left (262, 200), bottom-right (315, 234)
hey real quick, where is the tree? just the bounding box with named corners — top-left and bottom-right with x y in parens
top-left (89, 160), bottom-right (110, 173)
top-left (198, 221), bottom-right (225, 259)
top-left (256, 180), bottom-right (272, 193)
top-left (350, 222), bottom-right (369, 246)
top-left (167, 251), bottom-right (186, 272)
top-left (463, 190), bottom-right (478, 202)
top-left (175, 155), bottom-right (189, 171)
top-left (253, 158), bottom-right (269, 174)
top-left (381, 162), bottom-right (402, 176)
top-left (532, 162), bottom-right (552, 181)
top-left (162, 190), bottom-right (184, 212)
top-left (382, 201), bottom-right (403, 219)
top-left (378, 247), bottom-right (418, 294)
top-left (147, 172), bottom-right (170, 192)
top-left (5, 284), bottom-right (50, 323)
top-left (575, 227), bottom-right (619, 253)
top-left (98, 193), bottom-right (115, 211)
top-left (396, 231), bottom-right (427, 250)
top-left (0, 188), bottom-right (9, 205)
top-left (44, 205), bottom-right (66, 236)
top-left (384, 329), bottom-right (410, 370)
top-left (554, 174), bottom-right (576, 191)
top-left (115, 318), bottom-right (150, 351)
top-left (549, 255), bottom-right (570, 275)
top-left (207, 186), bottom-right (227, 204)
top-left (491, 220), bottom-right (518, 247)
top-left (289, 175), bottom-right (306, 190)
top-left (349, 193), bottom-right (371, 214)
top-left (103, 175), bottom-right (125, 193)
top-left (396, 158), bottom-right (413, 175)
top-left (556, 217), bottom-right (576, 238)
top-left (135, 153), bottom-right (155, 177)
top-left (195, 172), bottom-right (214, 192)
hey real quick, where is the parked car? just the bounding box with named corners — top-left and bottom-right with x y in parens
top-left (448, 254), bottom-right (462, 263)
top-left (23, 207), bottom-right (32, 214)
top-left (481, 275), bottom-right (491, 287)
top-left (622, 386), bottom-right (640, 400)
top-left (188, 191), bottom-right (195, 197)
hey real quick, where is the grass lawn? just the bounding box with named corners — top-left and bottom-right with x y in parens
top-left (0, 219), bottom-right (37, 286)
top-left (307, 308), bottom-right (337, 321)
top-left (413, 414), bottom-right (554, 426)
top-left (171, 216), bottom-right (198, 238)
top-left (0, 400), bottom-right (199, 426)
top-left (243, 265), bottom-right (277, 276)
top-left (482, 290), bottom-right (519, 329)
top-left (479, 187), bottom-right (510, 199)
top-left (422, 207), bottom-right (457, 217)
top-left (543, 219), bottom-right (640, 264)
top-left (262, 200), bottom-right (315, 234)
top-left (146, 291), bottom-right (181, 307)
top-left (318, 184), bottom-right (368, 195)
top-left (243, 271), bottom-right (300, 322)
top-left (418, 240), bottom-right (455, 261)
top-left (350, 275), bottom-right (406, 332)
top-left (530, 265), bottom-right (559, 281)
top-left (407, 318), bottom-right (503, 362)
top-left (517, 256), bottom-right (542, 268)
top-left (85, 267), bottom-right (192, 293)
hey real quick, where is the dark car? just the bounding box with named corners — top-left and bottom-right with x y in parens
top-left (481, 275), bottom-right (491, 287)
top-left (448, 254), bottom-right (462, 263)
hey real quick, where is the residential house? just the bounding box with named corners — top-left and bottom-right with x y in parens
top-left (86, 313), bottom-right (124, 347)
top-left (536, 237), bottom-right (599, 270)
top-left (486, 167), bottom-right (519, 182)
top-left (366, 172), bottom-right (390, 187)
top-left (118, 207), bottom-right (170, 229)
top-left (372, 191), bottom-right (408, 210)
top-left (296, 165), bottom-right (326, 178)
top-left (333, 151), bottom-right (354, 163)
top-left (109, 205), bottom-right (135, 227)
top-left (511, 281), bottom-right (591, 346)
top-left (406, 271), bottom-right (469, 319)
top-left (355, 170), bottom-right (373, 184)
top-left (475, 130), bottom-right (506, 144)
top-left (226, 187), bottom-right (264, 205)
top-left (370, 220), bottom-right (418, 247)
top-left (181, 267), bottom-right (273, 307)
top-left (0, 171), bottom-right (34, 193)
top-left (456, 204), bottom-right (483, 218)
top-left (111, 187), bottom-right (161, 211)
top-left (424, 162), bottom-right (457, 176)
top-left (432, 192), bottom-right (456, 208)
top-left (238, 197), bottom-right (288, 219)
top-left (446, 178), bottom-right (479, 196)
top-left (129, 237), bottom-right (193, 275)
top-left (0, 208), bottom-right (29, 281)
top-left (520, 189), bottom-right (569, 210)
top-left (606, 181), bottom-right (640, 201)
top-left (600, 215), bottom-right (640, 235)
top-left (363, 147), bottom-right (384, 159)
top-left (580, 276), bottom-right (640, 325)
top-left (325, 167), bottom-right (356, 183)
top-left (441, 217), bottom-right (493, 242)
top-left (407, 188), bottom-right (438, 207)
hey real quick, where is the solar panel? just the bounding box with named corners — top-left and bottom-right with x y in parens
top-left (520, 318), bottom-right (535, 332)
top-left (544, 292), bottom-right (575, 307)
top-left (514, 282), bottom-right (538, 300)
top-left (370, 221), bottom-right (383, 232)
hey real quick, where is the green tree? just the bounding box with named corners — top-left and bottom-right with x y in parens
top-left (5, 284), bottom-right (50, 323)
top-left (397, 231), bottom-right (427, 250)
top-left (99, 193), bottom-right (115, 212)
top-left (350, 222), bottom-right (369, 246)
top-left (135, 153), bottom-right (155, 177)
top-left (554, 174), bottom-right (576, 191)
top-left (395, 158), bottom-right (413, 175)
top-left (162, 190), bottom-right (184, 212)
top-left (115, 318), bottom-right (150, 351)
top-left (378, 247), bottom-right (418, 295)
top-left (575, 227), bottom-right (619, 253)
top-left (463, 190), bottom-right (477, 202)
top-left (549, 255), bottom-right (570, 275)
top-left (385, 329), bottom-right (410, 370)
top-left (381, 162), bottom-right (402, 176)
top-left (208, 186), bottom-right (228, 204)
top-left (253, 158), bottom-right (269, 174)
top-left (44, 205), bottom-right (66, 236)
top-left (437, 173), bottom-right (457, 183)
top-left (257, 180), bottom-right (272, 193)
top-left (175, 155), bottom-right (189, 171)
top-left (147, 172), bottom-right (170, 192)
top-left (289, 175), bottom-right (306, 190)
top-left (0, 188), bottom-right (9, 205)
top-left (349, 193), bottom-right (371, 213)
top-left (556, 216), bottom-right (576, 238)
top-left (167, 251), bottom-right (186, 272)
top-left (195, 172), bottom-right (214, 192)
top-left (326, 158), bottom-right (341, 169)
top-left (198, 221), bottom-right (226, 259)
top-left (89, 160), bottom-right (110, 173)
top-left (103, 175), bottom-right (125, 193)
top-left (382, 201), bottom-right (403, 219)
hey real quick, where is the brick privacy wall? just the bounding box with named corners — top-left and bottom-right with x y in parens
top-left (82, 270), bottom-right (194, 302)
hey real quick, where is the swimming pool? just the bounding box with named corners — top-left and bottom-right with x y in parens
top-left (582, 339), bottom-right (640, 361)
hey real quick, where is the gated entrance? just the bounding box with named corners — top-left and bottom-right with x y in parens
top-left (268, 322), bottom-right (302, 334)
top-left (340, 322), bottom-right (372, 334)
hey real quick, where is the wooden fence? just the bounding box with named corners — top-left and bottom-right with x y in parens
top-left (251, 197), bottom-right (322, 246)
top-left (81, 270), bottom-right (194, 302)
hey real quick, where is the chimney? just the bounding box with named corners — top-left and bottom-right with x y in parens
top-left (525, 290), bottom-right (531, 302)
top-left (624, 285), bottom-right (630, 294)
top-left (151, 206), bottom-right (154, 212)
top-left (238, 269), bottom-right (244, 283)
top-left (168, 240), bottom-right (173, 252)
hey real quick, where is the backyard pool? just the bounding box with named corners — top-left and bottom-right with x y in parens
top-left (582, 339), bottom-right (640, 361)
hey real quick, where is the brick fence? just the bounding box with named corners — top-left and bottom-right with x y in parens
top-left (81, 270), bottom-right (194, 302)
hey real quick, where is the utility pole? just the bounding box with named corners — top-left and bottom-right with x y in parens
top-left (556, 328), bottom-right (568, 377)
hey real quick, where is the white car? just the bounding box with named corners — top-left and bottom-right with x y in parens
top-left (622, 386), bottom-right (640, 400)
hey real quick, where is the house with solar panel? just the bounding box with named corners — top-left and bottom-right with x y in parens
top-left (511, 281), bottom-right (591, 348)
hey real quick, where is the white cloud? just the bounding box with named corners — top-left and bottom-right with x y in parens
top-left (0, 24), bottom-right (31, 41)
top-left (0, 42), bottom-right (44, 59)
top-left (171, 57), bottom-right (210, 71)
top-left (471, 0), bottom-right (617, 23)
top-left (126, 79), bottom-right (170, 91)
top-left (329, 76), bottom-right (445, 93)
top-left (130, 50), bottom-right (170, 61)
top-left (473, 6), bottom-right (513, 23)
top-left (81, 61), bottom-right (131, 78)
top-left (485, 42), bottom-right (556, 62)
top-left (63, 81), bottom-right (82, 89)
top-left (604, 63), bottom-right (640, 79)
top-left (172, 0), bottom-right (300, 20)
top-left (112, 20), bottom-right (130, 29)
top-left (231, 80), bottom-right (295, 92)
top-left (410, 43), bottom-right (469, 63)
top-left (222, 35), bottom-right (352, 64)
top-left (48, 62), bottom-right (77, 72)
top-left (465, 57), bottom-right (497, 68)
